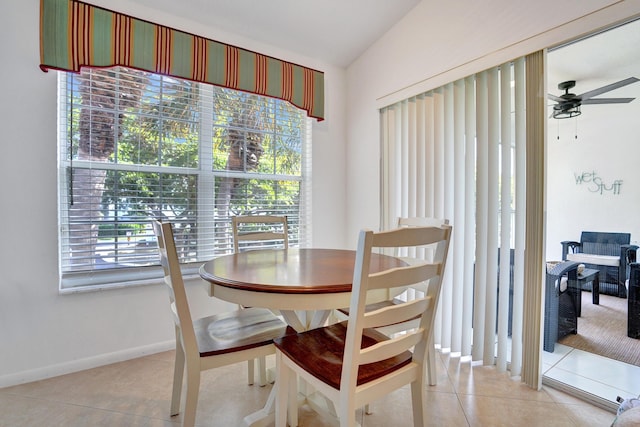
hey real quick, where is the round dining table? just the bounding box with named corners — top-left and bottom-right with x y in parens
top-left (199, 247), bottom-right (406, 332)
top-left (198, 247), bottom-right (406, 427)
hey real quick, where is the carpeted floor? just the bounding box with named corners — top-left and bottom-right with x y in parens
top-left (559, 290), bottom-right (640, 366)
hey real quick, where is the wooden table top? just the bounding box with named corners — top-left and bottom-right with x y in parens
top-left (199, 248), bottom-right (406, 295)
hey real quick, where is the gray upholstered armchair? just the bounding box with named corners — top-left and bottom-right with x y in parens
top-left (561, 231), bottom-right (638, 298)
top-left (544, 260), bottom-right (580, 352)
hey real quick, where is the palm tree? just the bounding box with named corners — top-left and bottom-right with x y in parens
top-left (215, 100), bottom-right (266, 219)
top-left (68, 67), bottom-right (145, 268)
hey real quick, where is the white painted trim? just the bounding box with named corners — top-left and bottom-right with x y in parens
top-left (376, 2), bottom-right (640, 109)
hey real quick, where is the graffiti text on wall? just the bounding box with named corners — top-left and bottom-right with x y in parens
top-left (574, 171), bottom-right (623, 195)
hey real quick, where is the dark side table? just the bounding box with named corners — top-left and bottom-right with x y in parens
top-left (571, 268), bottom-right (600, 317)
top-left (628, 263), bottom-right (640, 339)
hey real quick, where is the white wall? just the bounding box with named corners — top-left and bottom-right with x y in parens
top-left (546, 103), bottom-right (640, 260)
top-left (344, 0), bottom-right (640, 248)
top-left (0, 0), bottom-right (347, 386)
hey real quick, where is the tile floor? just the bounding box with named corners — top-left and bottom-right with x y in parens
top-left (542, 343), bottom-right (640, 413)
top-left (0, 348), bottom-right (622, 427)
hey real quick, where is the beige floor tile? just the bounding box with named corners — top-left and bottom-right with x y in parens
top-left (458, 394), bottom-right (576, 427)
top-left (365, 386), bottom-right (470, 427)
top-left (447, 360), bottom-right (554, 403)
top-left (558, 402), bottom-right (617, 427)
top-left (3, 354), bottom-right (175, 420)
top-left (0, 393), bottom-right (178, 427)
top-left (0, 349), bottom-right (618, 427)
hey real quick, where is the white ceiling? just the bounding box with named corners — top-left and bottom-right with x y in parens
top-left (127, 0), bottom-right (421, 67)
top-left (126, 1), bottom-right (639, 112)
top-left (547, 18), bottom-right (640, 113)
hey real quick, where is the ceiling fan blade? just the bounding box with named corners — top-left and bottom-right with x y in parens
top-left (579, 77), bottom-right (640, 101)
top-left (548, 94), bottom-right (564, 102)
top-left (582, 97), bottom-right (635, 104)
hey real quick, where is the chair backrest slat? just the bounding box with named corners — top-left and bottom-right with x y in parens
top-left (362, 297), bottom-right (430, 329)
top-left (232, 215), bottom-right (289, 253)
top-left (368, 263), bottom-right (441, 291)
top-left (359, 332), bottom-right (423, 365)
top-left (386, 217), bottom-right (449, 300)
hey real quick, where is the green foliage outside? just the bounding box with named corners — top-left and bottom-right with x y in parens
top-left (63, 67), bottom-right (305, 268)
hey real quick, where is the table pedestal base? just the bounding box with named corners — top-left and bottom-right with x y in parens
top-left (242, 379), bottom-right (341, 427)
top-left (242, 389), bottom-right (275, 427)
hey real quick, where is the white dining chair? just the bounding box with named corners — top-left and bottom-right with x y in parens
top-left (232, 215), bottom-right (289, 386)
top-left (333, 216), bottom-right (449, 386)
top-left (274, 223), bottom-right (452, 427)
top-left (153, 220), bottom-right (290, 427)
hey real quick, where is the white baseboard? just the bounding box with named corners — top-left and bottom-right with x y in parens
top-left (0, 340), bottom-right (174, 388)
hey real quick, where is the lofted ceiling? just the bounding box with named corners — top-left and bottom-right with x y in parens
top-left (125, 1), bottom-right (639, 115)
top-left (126, 0), bottom-right (421, 67)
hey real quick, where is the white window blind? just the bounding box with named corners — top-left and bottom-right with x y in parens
top-left (58, 67), bottom-right (311, 291)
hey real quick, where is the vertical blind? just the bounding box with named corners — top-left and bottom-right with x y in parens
top-left (380, 57), bottom-right (529, 375)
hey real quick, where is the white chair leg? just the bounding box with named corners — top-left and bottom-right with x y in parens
top-left (275, 352), bottom-right (289, 427)
top-left (411, 380), bottom-right (426, 427)
top-left (170, 335), bottom-right (185, 416)
top-left (258, 356), bottom-right (267, 386)
top-left (427, 335), bottom-right (437, 386)
top-left (338, 400), bottom-right (357, 427)
top-left (247, 359), bottom-right (255, 385)
top-left (183, 365), bottom-right (201, 427)
top-left (288, 367), bottom-right (298, 427)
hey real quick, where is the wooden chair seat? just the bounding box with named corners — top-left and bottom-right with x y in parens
top-left (274, 322), bottom-right (412, 389)
top-left (194, 308), bottom-right (293, 357)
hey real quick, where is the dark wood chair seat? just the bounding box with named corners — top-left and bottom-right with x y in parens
top-left (274, 322), bottom-right (412, 389)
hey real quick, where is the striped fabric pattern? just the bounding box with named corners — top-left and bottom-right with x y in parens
top-left (39, 0), bottom-right (325, 120)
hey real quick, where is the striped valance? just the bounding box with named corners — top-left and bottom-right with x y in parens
top-left (39, 0), bottom-right (324, 120)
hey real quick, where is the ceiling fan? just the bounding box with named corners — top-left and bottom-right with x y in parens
top-left (548, 77), bottom-right (639, 119)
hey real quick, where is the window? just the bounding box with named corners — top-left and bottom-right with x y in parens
top-left (58, 67), bottom-right (311, 291)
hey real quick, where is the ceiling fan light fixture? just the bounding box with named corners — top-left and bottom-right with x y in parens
top-left (553, 104), bottom-right (581, 119)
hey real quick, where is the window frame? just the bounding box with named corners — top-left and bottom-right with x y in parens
top-left (57, 68), bottom-right (312, 293)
